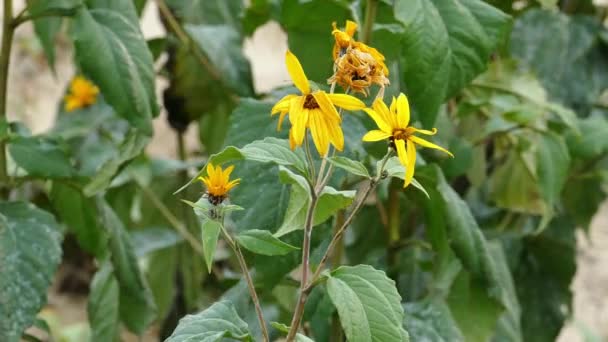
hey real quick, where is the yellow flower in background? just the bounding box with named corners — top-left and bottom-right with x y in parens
top-left (271, 51), bottom-right (365, 156)
top-left (64, 76), bottom-right (99, 112)
top-left (330, 20), bottom-right (389, 95)
top-left (362, 94), bottom-right (454, 187)
top-left (199, 164), bottom-right (240, 205)
top-left (331, 20), bottom-right (388, 76)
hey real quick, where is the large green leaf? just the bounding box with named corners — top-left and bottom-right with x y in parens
top-left (536, 132), bottom-right (570, 209)
top-left (166, 0), bottom-right (243, 27)
top-left (88, 262), bottom-right (120, 342)
top-left (165, 300), bottom-right (253, 342)
top-left (395, 0), bottom-right (511, 127)
top-left (327, 156), bottom-right (371, 179)
top-left (236, 229), bottom-right (299, 256)
top-left (326, 265), bottom-right (409, 342)
top-left (98, 200), bottom-right (157, 334)
top-left (403, 300), bottom-right (464, 341)
top-left (201, 219), bottom-right (221, 273)
top-left (70, 5), bottom-right (157, 134)
top-left (8, 136), bottom-right (74, 178)
top-left (566, 114), bottom-right (608, 159)
top-left (0, 202), bottom-right (63, 342)
top-left (274, 167), bottom-right (355, 237)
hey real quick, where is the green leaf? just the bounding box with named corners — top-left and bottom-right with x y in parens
top-left (84, 129), bottom-right (149, 196)
top-left (270, 321), bottom-right (315, 342)
top-left (326, 265), bottom-right (409, 342)
top-left (176, 137), bottom-right (307, 194)
top-left (327, 156), bottom-right (370, 178)
top-left (88, 262), bottom-right (120, 342)
top-left (403, 299), bottom-right (464, 341)
top-left (0, 202), bottom-right (63, 342)
top-left (274, 167), bottom-right (355, 237)
top-left (201, 219), bottom-right (222, 273)
top-left (166, 300), bottom-right (253, 342)
top-left (536, 132), bottom-right (570, 209)
top-left (381, 156), bottom-right (430, 198)
top-left (185, 24), bottom-right (254, 97)
top-left (70, 6), bottom-right (157, 134)
top-left (236, 229), bottom-right (299, 256)
top-left (8, 136), bottom-right (74, 178)
top-left (50, 182), bottom-right (107, 256)
top-left (395, 0), bottom-right (511, 127)
top-left (566, 115), bottom-right (608, 159)
top-left (98, 199), bottom-right (157, 334)
top-left (199, 103), bottom-right (231, 154)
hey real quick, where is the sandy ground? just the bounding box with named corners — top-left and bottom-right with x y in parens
top-left (3, 1), bottom-right (608, 341)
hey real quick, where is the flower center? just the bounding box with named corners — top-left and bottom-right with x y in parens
top-left (303, 94), bottom-right (320, 109)
top-left (392, 128), bottom-right (412, 141)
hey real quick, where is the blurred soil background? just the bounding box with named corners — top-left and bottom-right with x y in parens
top-left (3, 1), bottom-right (607, 341)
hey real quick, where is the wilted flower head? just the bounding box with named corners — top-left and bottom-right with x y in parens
top-left (362, 93), bottom-right (453, 187)
top-left (199, 164), bottom-right (240, 205)
top-left (271, 51), bottom-right (365, 156)
top-left (330, 20), bottom-right (389, 95)
top-left (64, 76), bottom-right (99, 112)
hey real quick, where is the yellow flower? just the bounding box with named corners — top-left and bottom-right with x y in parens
top-left (362, 94), bottom-right (454, 187)
top-left (64, 76), bottom-right (99, 112)
top-left (198, 164), bottom-right (240, 204)
top-left (271, 51), bottom-right (365, 156)
top-left (331, 20), bottom-right (388, 76)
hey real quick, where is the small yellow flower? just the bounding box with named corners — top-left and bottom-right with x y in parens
top-left (331, 20), bottom-right (388, 76)
top-left (64, 76), bottom-right (99, 112)
top-left (198, 164), bottom-right (240, 205)
top-left (271, 51), bottom-right (365, 156)
top-left (362, 94), bottom-right (454, 187)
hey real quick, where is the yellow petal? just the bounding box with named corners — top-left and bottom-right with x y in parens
top-left (409, 136), bottom-right (454, 157)
top-left (324, 112), bottom-right (344, 151)
top-left (389, 96), bottom-right (397, 116)
top-left (372, 97), bottom-right (396, 128)
top-left (312, 91), bottom-right (340, 121)
top-left (309, 110), bottom-right (330, 156)
top-left (345, 20), bottom-right (358, 37)
top-left (223, 165), bottom-right (235, 179)
top-left (394, 139), bottom-right (408, 169)
top-left (404, 139), bottom-right (416, 187)
top-left (64, 95), bottom-right (80, 112)
top-left (292, 109), bottom-right (309, 147)
top-left (206, 163), bottom-right (215, 176)
top-left (363, 108), bottom-right (392, 133)
top-left (225, 179), bottom-right (241, 192)
top-left (289, 129), bottom-right (296, 150)
top-left (288, 96), bottom-right (305, 125)
top-left (271, 94), bottom-right (296, 115)
top-left (396, 93), bottom-right (410, 128)
top-left (362, 130), bottom-right (391, 142)
top-left (326, 93), bottom-right (366, 111)
top-left (413, 127), bottom-right (437, 135)
top-left (285, 50), bottom-right (310, 94)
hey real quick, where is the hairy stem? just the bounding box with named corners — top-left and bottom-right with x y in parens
top-left (222, 229), bottom-right (270, 342)
top-left (286, 189), bottom-right (318, 341)
top-left (361, 0), bottom-right (378, 44)
top-left (0, 0), bottom-right (14, 194)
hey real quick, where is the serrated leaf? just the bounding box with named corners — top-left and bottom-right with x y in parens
top-left (70, 5), bottom-right (157, 134)
top-left (326, 265), bottom-right (409, 342)
top-left (274, 167), bottom-right (355, 237)
top-left (0, 202), bottom-right (63, 342)
top-left (201, 220), bottom-right (221, 273)
top-left (8, 136), bottom-right (74, 178)
top-left (327, 156), bottom-right (370, 178)
top-left (236, 229), bottom-right (299, 256)
top-left (166, 300), bottom-right (252, 342)
top-left (395, 0), bottom-right (511, 127)
top-left (403, 299), bottom-right (464, 342)
top-left (88, 261), bottom-right (120, 342)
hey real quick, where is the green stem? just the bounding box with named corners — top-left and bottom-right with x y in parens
top-left (0, 0), bottom-right (14, 194)
top-left (386, 178), bottom-right (401, 279)
top-left (12, 7), bottom-right (80, 27)
top-left (361, 0), bottom-right (378, 44)
top-left (221, 228), bottom-right (270, 342)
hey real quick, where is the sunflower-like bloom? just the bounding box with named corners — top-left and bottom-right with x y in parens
top-left (330, 20), bottom-right (389, 95)
top-left (362, 94), bottom-right (454, 187)
top-left (271, 51), bottom-right (366, 156)
top-left (64, 76), bottom-right (99, 112)
top-left (199, 164), bottom-right (240, 205)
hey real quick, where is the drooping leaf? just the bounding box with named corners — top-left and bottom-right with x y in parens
top-left (0, 202), bottom-right (63, 342)
top-left (536, 132), bottom-right (570, 209)
top-left (165, 300), bottom-right (253, 342)
top-left (236, 229), bottom-right (299, 256)
top-left (98, 199), bottom-right (157, 334)
top-left (395, 0), bottom-right (511, 127)
top-left (88, 261), bottom-right (120, 342)
top-left (403, 299), bottom-right (464, 342)
top-left (327, 156), bottom-right (370, 179)
top-left (70, 5), bottom-right (157, 134)
top-left (201, 219), bottom-right (222, 273)
top-left (326, 265), bottom-right (409, 342)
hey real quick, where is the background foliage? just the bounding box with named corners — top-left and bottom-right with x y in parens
top-left (1, 0), bottom-right (607, 341)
